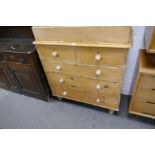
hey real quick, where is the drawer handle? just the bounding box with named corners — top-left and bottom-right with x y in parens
top-left (52, 51), bottom-right (58, 57)
top-left (56, 65), bottom-right (61, 71)
top-left (96, 98), bottom-right (100, 103)
top-left (62, 91), bottom-right (67, 96)
top-left (10, 46), bottom-right (15, 50)
top-left (152, 88), bottom-right (155, 91)
top-left (95, 54), bottom-right (101, 61)
top-left (59, 78), bottom-right (64, 83)
top-left (96, 70), bottom-right (102, 76)
top-left (96, 84), bottom-right (101, 90)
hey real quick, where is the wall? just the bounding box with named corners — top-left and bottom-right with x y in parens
top-left (122, 26), bottom-right (146, 95)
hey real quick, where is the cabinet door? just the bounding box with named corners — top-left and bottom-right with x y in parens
top-left (7, 63), bottom-right (43, 98)
top-left (0, 63), bottom-right (11, 89)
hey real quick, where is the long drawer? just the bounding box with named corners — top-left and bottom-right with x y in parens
top-left (135, 88), bottom-right (155, 103)
top-left (134, 74), bottom-right (155, 102)
top-left (46, 73), bottom-right (121, 109)
top-left (131, 99), bottom-right (155, 116)
top-left (41, 61), bottom-right (124, 82)
top-left (137, 74), bottom-right (155, 90)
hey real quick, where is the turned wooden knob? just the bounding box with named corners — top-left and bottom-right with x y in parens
top-left (56, 65), bottom-right (61, 71)
top-left (96, 70), bottom-right (101, 76)
top-left (62, 91), bottom-right (67, 96)
top-left (95, 54), bottom-right (101, 61)
top-left (59, 78), bottom-right (64, 83)
top-left (96, 98), bottom-right (100, 103)
top-left (96, 84), bottom-right (101, 90)
top-left (52, 51), bottom-right (58, 57)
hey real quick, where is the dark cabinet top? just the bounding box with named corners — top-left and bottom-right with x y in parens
top-left (0, 38), bottom-right (35, 54)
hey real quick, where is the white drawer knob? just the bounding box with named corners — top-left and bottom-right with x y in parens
top-left (96, 70), bottom-right (101, 76)
top-left (56, 65), bottom-right (61, 71)
top-left (52, 51), bottom-right (58, 57)
top-left (96, 98), bottom-right (100, 103)
top-left (95, 54), bottom-right (101, 61)
top-left (59, 78), bottom-right (64, 83)
top-left (96, 84), bottom-right (101, 90)
top-left (62, 91), bottom-right (67, 96)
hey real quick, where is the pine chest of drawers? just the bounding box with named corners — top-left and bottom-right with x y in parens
top-left (129, 50), bottom-right (155, 119)
top-left (145, 26), bottom-right (155, 53)
top-left (32, 27), bottom-right (132, 112)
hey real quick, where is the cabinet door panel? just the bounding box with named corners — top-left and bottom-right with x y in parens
top-left (0, 63), bottom-right (11, 89)
top-left (8, 63), bottom-right (42, 96)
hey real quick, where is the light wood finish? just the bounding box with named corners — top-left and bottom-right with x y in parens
top-left (46, 73), bottom-right (121, 97)
top-left (139, 50), bottom-right (155, 75)
top-left (32, 26), bottom-right (132, 48)
top-left (129, 50), bottom-right (155, 119)
top-left (33, 27), bottom-right (132, 111)
top-left (36, 45), bottom-right (76, 62)
top-left (145, 26), bottom-right (155, 53)
top-left (77, 64), bottom-right (123, 82)
top-left (76, 47), bottom-right (128, 66)
top-left (41, 61), bottom-right (123, 82)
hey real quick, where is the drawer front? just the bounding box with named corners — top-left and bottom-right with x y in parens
top-left (135, 74), bottom-right (155, 102)
top-left (135, 88), bottom-right (155, 102)
top-left (42, 61), bottom-right (123, 82)
top-left (138, 74), bottom-right (155, 90)
top-left (131, 99), bottom-right (155, 116)
top-left (47, 73), bottom-right (120, 109)
top-left (77, 64), bottom-right (123, 82)
top-left (76, 47), bottom-right (127, 66)
top-left (0, 53), bottom-right (28, 64)
top-left (47, 73), bottom-right (121, 97)
top-left (41, 61), bottom-right (78, 76)
top-left (51, 85), bottom-right (120, 110)
top-left (36, 45), bottom-right (76, 62)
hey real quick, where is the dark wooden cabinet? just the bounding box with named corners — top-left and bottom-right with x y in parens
top-left (0, 62), bottom-right (11, 89)
top-left (0, 38), bottom-right (50, 101)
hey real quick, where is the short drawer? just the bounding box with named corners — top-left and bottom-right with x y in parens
top-left (47, 73), bottom-right (121, 109)
top-left (131, 99), bottom-right (155, 117)
top-left (41, 61), bottom-right (78, 76)
top-left (77, 64), bottom-right (124, 82)
top-left (76, 47), bottom-right (127, 66)
top-left (36, 45), bottom-right (76, 62)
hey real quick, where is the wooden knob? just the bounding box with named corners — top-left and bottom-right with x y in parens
top-left (56, 65), bottom-right (61, 71)
top-left (96, 70), bottom-right (101, 76)
top-left (59, 78), bottom-right (64, 83)
top-left (95, 54), bottom-right (101, 61)
top-left (52, 51), bottom-right (58, 57)
top-left (62, 91), bottom-right (67, 96)
top-left (96, 98), bottom-right (100, 103)
top-left (96, 84), bottom-right (101, 90)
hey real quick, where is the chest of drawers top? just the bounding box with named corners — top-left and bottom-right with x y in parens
top-left (32, 26), bottom-right (132, 48)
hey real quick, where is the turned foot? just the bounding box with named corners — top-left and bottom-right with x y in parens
top-left (109, 109), bottom-right (114, 114)
top-left (58, 97), bottom-right (62, 101)
top-left (47, 97), bottom-right (52, 103)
